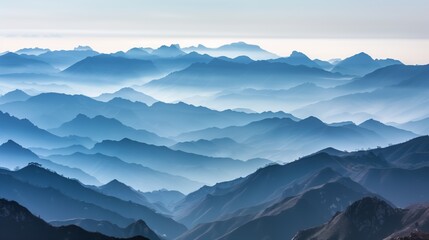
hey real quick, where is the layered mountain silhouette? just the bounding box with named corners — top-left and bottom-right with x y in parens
top-left (0, 89), bottom-right (31, 104)
top-left (63, 54), bottom-right (159, 79)
top-left (171, 137), bottom-right (253, 159)
top-left (211, 83), bottom-right (342, 112)
top-left (213, 178), bottom-right (376, 240)
top-left (90, 138), bottom-right (271, 185)
top-left (182, 42), bottom-right (278, 59)
top-left (0, 140), bottom-right (100, 185)
top-left (15, 47), bottom-right (50, 55)
top-left (174, 136), bottom-right (429, 229)
top-left (49, 114), bottom-right (173, 146)
top-left (269, 51), bottom-right (321, 68)
top-left (0, 52), bottom-right (57, 74)
top-left (0, 110), bottom-right (92, 148)
top-left (332, 52), bottom-right (402, 76)
top-left (399, 117), bottom-right (429, 135)
top-left (151, 44), bottom-right (185, 58)
top-left (0, 92), bottom-right (289, 135)
top-left (0, 164), bottom-right (187, 238)
top-left (1, 43), bottom-right (429, 240)
top-left (294, 70), bottom-right (429, 123)
top-left (96, 88), bottom-right (158, 105)
top-left (176, 116), bottom-right (413, 161)
top-left (47, 152), bottom-right (201, 193)
top-left (173, 150), bottom-right (389, 227)
top-left (0, 198), bottom-right (149, 240)
top-left (30, 46), bottom-right (99, 69)
top-left (146, 59), bottom-right (345, 90)
top-left (359, 119), bottom-right (418, 143)
top-left (339, 64), bottom-right (429, 91)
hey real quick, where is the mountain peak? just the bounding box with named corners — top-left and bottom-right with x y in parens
top-left (360, 118), bottom-right (383, 126)
top-left (345, 197), bottom-right (399, 223)
top-left (290, 51), bottom-right (308, 58)
top-left (73, 45), bottom-right (93, 51)
top-left (1, 139), bottom-right (23, 149)
top-left (1, 89), bottom-right (30, 103)
top-left (104, 179), bottom-right (128, 188)
top-left (75, 113), bottom-right (90, 120)
top-left (349, 52), bottom-right (374, 62)
top-left (299, 116), bottom-right (325, 126)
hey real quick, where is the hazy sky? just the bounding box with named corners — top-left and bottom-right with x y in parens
top-left (1, 0), bottom-right (428, 63)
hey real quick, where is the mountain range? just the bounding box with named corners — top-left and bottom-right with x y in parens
top-left (146, 58), bottom-right (346, 90)
top-left (49, 114), bottom-right (173, 146)
top-left (182, 42), bottom-right (278, 60)
top-left (0, 164), bottom-right (187, 238)
top-left (175, 116), bottom-right (418, 161)
top-left (332, 52), bottom-right (402, 76)
top-left (0, 92), bottom-right (290, 136)
top-left (63, 54), bottom-right (159, 80)
top-left (1, 42), bottom-right (429, 240)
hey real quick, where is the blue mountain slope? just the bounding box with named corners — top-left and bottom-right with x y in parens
top-left (63, 54), bottom-right (159, 78)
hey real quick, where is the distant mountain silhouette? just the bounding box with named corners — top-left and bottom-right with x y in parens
top-left (399, 117), bottom-right (429, 135)
top-left (0, 92), bottom-right (289, 136)
top-left (0, 140), bottom-right (100, 185)
top-left (171, 137), bottom-right (253, 159)
top-left (313, 59), bottom-right (334, 70)
top-left (182, 42), bottom-right (278, 59)
top-left (63, 54), bottom-right (159, 79)
top-left (47, 152), bottom-right (201, 193)
top-left (31, 47), bottom-right (99, 69)
top-left (332, 52), bottom-right (402, 76)
top-left (151, 44), bottom-right (185, 58)
top-left (99, 179), bottom-right (151, 206)
top-left (0, 110), bottom-right (93, 148)
top-left (4, 164), bottom-right (187, 238)
top-left (96, 88), bottom-right (158, 105)
top-left (140, 189), bottom-right (185, 212)
top-left (0, 52), bottom-right (57, 74)
top-left (340, 64), bottom-right (429, 91)
top-left (269, 51), bottom-right (321, 68)
top-left (294, 77), bottom-right (429, 124)
top-left (0, 89), bottom-right (30, 104)
top-left (217, 55), bottom-right (254, 64)
top-left (176, 116), bottom-right (395, 161)
top-left (112, 48), bottom-right (151, 59)
top-left (293, 197), bottom-right (429, 240)
top-left (91, 138), bottom-right (271, 185)
top-left (30, 144), bottom-right (90, 157)
top-left (0, 198), bottom-right (148, 240)
top-left (213, 83), bottom-right (342, 112)
top-left (49, 114), bottom-right (173, 146)
top-left (359, 119), bottom-right (418, 143)
top-left (146, 59), bottom-right (345, 89)
top-left (15, 47), bottom-right (50, 55)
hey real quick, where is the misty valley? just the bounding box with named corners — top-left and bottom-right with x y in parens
top-left (1, 42), bottom-right (429, 240)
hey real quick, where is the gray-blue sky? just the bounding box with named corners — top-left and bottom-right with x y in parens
top-left (1, 0), bottom-right (428, 63)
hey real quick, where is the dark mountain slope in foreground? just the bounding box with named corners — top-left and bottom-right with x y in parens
top-left (293, 197), bottom-right (429, 240)
top-left (3, 165), bottom-right (187, 239)
top-left (0, 198), bottom-right (148, 240)
top-left (51, 219), bottom-right (160, 240)
top-left (179, 176), bottom-right (375, 240)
